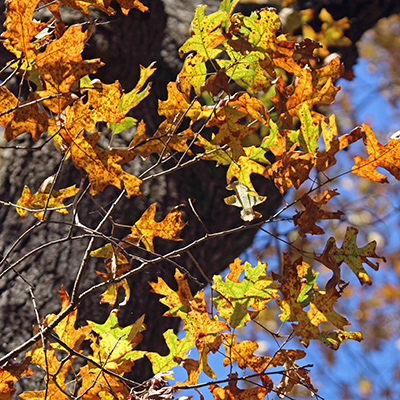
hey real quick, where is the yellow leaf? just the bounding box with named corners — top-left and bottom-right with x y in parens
top-left (123, 203), bottom-right (185, 252)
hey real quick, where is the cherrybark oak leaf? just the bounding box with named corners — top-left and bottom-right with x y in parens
top-left (22, 343), bottom-right (73, 400)
top-left (266, 146), bottom-right (314, 194)
top-left (115, 0), bottom-right (149, 15)
top-left (108, 63), bottom-right (156, 135)
top-left (315, 226), bottom-right (385, 286)
top-left (87, 312), bottom-right (147, 374)
top-left (150, 270), bottom-right (228, 352)
top-left (212, 258), bottom-right (279, 328)
top-left (159, 82), bottom-right (210, 125)
top-left (352, 123), bottom-right (400, 182)
top-left (175, 342), bottom-right (217, 386)
top-left (277, 255), bottom-right (361, 348)
top-left (272, 57), bottom-right (342, 127)
top-left (316, 118), bottom-right (363, 172)
top-left (226, 146), bottom-right (270, 195)
top-left (122, 203), bottom-right (185, 252)
top-left (45, 286), bottom-right (92, 353)
top-left (201, 69), bottom-right (231, 96)
top-left (274, 359), bottom-right (316, 399)
top-left (270, 349), bottom-right (306, 367)
top-left (78, 367), bottom-right (129, 400)
top-left (224, 181), bottom-right (266, 222)
top-left (206, 100), bottom-right (257, 161)
top-left (222, 334), bottom-right (272, 373)
top-left (146, 330), bottom-right (195, 375)
top-left (2, 0), bottom-right (45, 59)
top-left (42, 0), bottom-right (116, 20)
top-left (34, 24), bottom-right (103, 113)
top-left (209, 372), bottom-right (269, 400)
top-left (0, 88), bottom-right (49, 142)
top-left (177, 5), bottom-right (227, 97)
top-left (70, 133), bottom-right (142, 198)
top-left (81, 78), bottom-right (126, 124)
top-left (0, 358), bottom-right (33, 400)
top-left (16, 181), bottom-right (78, 221)
top-left (90, 244), bottom-right (132, 307)
top-left (195, 135), bottom-right (232, 166)
top-left (293, 188), bottom-right (344, 237)
top-left (217, 9), bottom-right (282, 94)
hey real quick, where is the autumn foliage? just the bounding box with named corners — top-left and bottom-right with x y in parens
top-left (0, 0), bottom-right (398, 399)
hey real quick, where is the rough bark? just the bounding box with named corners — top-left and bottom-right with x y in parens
top-left (0, 0), bottom-right (398, 393)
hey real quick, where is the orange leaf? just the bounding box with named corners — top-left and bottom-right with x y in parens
top-left (34, 25), bottom-right (103, 113)
top-left (316, 121), bottom-right (363, 172)
top-left (222, 334), bottom-right (272, 373)
top-left (149, 269), bottom-right (228, 352)
top-left (123, 203), bottom-right (185, 252)
top-left (0, 88), bottom-right (49, 142)
top-left (16, 178), bottom-right (78, 220)
top-left (70, 133), bottom-right (142, 198)
top-left (209, 373), bottom-right (269, 400)
top-left (206, 96), bottom-right (258, 161)
top-left (116, 0), bottom-right (149, 15)
top-left (352, 124), bottom-right (400, 182)
top-left (2, 0), bottom-right (45, 59)
top-left (45, 286), bottom-right (92, 353)
top-left (277, 254), bottom-right (361, 348)
top-left (0, 358), bottom-right (33, 400)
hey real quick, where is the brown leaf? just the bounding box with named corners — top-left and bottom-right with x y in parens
top-left (293, 189), bottom-right (344, 237)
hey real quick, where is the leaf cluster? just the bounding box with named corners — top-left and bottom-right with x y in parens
top-left (0, 0), bottom-right (398, 399)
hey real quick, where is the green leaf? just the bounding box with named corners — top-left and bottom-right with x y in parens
top-left (298, 103), bottom-right (320, 154)
top-left (107, 63), bottom-right (156, 134)
top-left (88, 312), bottom-right (145, 342)
top-left (297, 267), bottom-right (319, 306)
top-left (212, 259), bottom-right (279, 328)
top-left (146, 330), bottom-right (195, 374)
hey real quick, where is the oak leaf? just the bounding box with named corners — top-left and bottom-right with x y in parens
top-left (150, 270), bottom-right (228, 352)
top-left (146, 330), bottom-right (195, 375)
top-left (2, 0), bottom-right (45, 59)
top-left (316, 119), bottom-right (363, 172)
top-left (209, 373), bottom-right (269, 400)
top-left (177, 6), bottom-right (227, 97)
top-left (352, 124), bottom-right (400, 182)
top-left (226, 146), bottom-right (270, 195)
top-left (16, 178), bottom-right (78, 221)
top-left (175, 342), bottom-right (216, 386)
top-left (277, 254), bottom-right (361, 348)
top-left (90, 244), bottom-right (132, 307)
top-left (70, 133), bottom-right (142, 198)
top-left (266, 145), bottom-right (314, 194)
top-left (122, 203), bottom-right (185, 252)
top-left (108, 63), bottom-right (156, 134)
top-left (212, 258), bottom-right (279, 328)
top-left (222, 334), bottom-right (272, 373)
top-left (206, 98), bottom-right (258, 161)
top-left (0, 88), bottom-right (49, 142)
top-left (34, 25), bottom-right (103, 114)
top-left (315, 226), bottom-right (385, 286)
top-left (293, 189), bottom-right (344, 237)
top-left (0, 359), bottom-right (33, 400)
